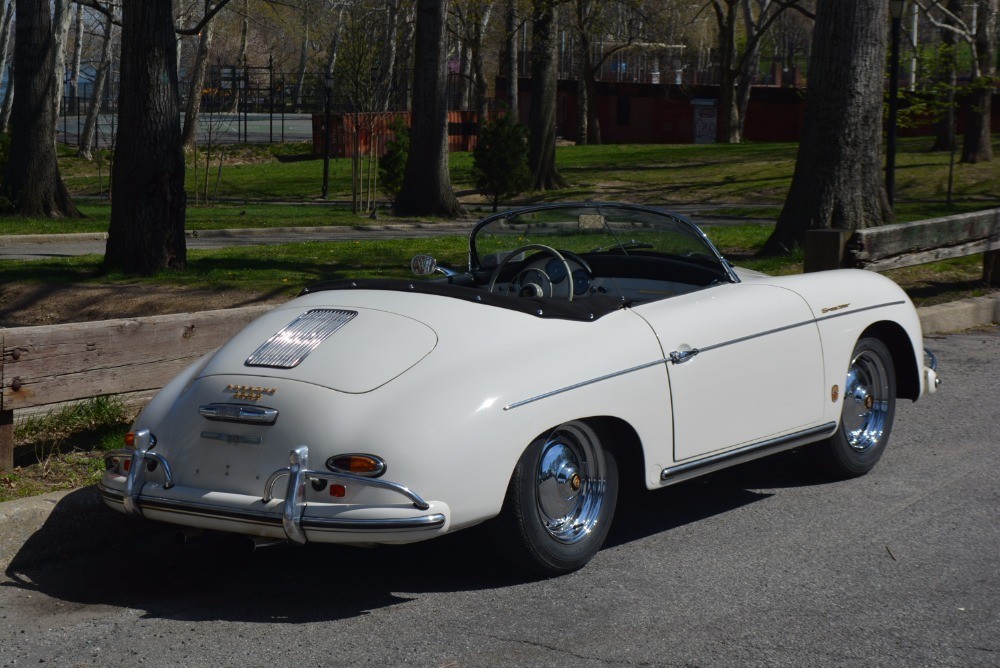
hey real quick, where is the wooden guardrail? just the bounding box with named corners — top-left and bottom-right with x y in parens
top-left (803, 208), bottom-right (1000, 283)
top-left (0, 305), bottom-right (272, 471)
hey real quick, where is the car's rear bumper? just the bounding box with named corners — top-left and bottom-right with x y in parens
top-left (100, 438), bottom-right (449, 544)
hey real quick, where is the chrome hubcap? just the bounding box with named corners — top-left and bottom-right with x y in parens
top-left (535, 426), bottom-right (606, 544)
top-left (841, 350), bottom-right (891, 452)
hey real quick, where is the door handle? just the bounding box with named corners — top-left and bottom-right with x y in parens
top-left (669, 348), bottom-right (700, 364)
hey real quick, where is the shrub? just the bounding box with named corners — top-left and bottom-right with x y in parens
top-left (472, 114), bottom-right (531, 211)
top-left (378, 118), bottom-right (409, 202)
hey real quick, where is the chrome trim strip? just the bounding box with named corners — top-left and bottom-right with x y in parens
top-left (503, 359), bottom-right (667, 411)
top-left (503, 301), bottom-right (907, 410)
top-left (302, 515), bottom-right (447, 532)
top-left (263, 464), bottom-right (431, 510)
top-left (117, 494), bottom-right (446, 533)
top-left (246, 309), bottom-right (357, 369)
top-left (660, 422), bottom-right (837, 484)
top-left (696, 301), bottom-right (907, 355)
top-left (198, 403), bottom-right (278, 425)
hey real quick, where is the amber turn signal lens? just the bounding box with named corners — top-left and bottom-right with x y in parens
top-left (325, 454), bottom-right (386, 478)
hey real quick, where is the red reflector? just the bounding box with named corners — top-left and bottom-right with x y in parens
top-left (124, 432), bottom-right (135, 449)
top-left (330, 484), bottom-right (346, 498)
top-left (123, 459), bottom-right (131, 472)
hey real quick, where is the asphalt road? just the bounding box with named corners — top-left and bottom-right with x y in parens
top-left (1, 329), bottom-right (997, 667)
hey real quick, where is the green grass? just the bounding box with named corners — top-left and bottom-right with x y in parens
top-left (1, 396), bottom-right (136, 502)
top-left (0, 236), bottom-right (473, 293)
top-left (5, 134), bottom-right (995, 237)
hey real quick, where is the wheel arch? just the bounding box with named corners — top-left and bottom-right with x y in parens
top-left (861, 320), bottom-right (920, 401)
top-left (582, 416), bottom-right (647, 495)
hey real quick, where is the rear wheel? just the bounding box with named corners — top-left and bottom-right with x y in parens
top-left (816, 337), bottom-right (897, 478)
top-left (490, 421), bottom-right (618, 576)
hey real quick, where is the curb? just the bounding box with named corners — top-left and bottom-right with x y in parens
top-left (2, 295), bottom-right (997, 575)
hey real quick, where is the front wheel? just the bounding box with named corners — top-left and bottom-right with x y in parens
top-left (815, 337), bottom-right (897, 478)
top-left (489, 421), bottom-right (618, 576)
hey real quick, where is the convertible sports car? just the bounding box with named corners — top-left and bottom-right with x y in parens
top-left (100, 203), bottom-right (940, 575)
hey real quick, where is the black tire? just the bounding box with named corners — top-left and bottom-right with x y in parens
top-left (815, 337), bottom-right (897, 478)
top-left (489, 421), bottom-right (618, 576)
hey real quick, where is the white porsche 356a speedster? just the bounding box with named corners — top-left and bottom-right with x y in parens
top-left (100, 203), bottom-right (939, 575)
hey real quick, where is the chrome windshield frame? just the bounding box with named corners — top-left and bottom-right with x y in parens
top-left (467, 202), bottom-right (739, 284)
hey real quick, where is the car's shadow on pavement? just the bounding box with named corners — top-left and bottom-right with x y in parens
top-left (2, 450), bottom-right (829, 623)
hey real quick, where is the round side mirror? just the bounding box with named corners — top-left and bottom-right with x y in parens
top-left (411, 254), bottom-right (438, 276)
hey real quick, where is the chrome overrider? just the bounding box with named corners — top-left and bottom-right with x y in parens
top-left (103, 434), bottom-right (442, 544)
top-left (262, 445), bottom-right (432, 544)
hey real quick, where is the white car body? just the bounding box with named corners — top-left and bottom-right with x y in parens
top-left (100, 203), bottom-right (939, 574)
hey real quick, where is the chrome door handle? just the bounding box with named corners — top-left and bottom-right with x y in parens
top-left (669, 348), bottom-right (700, 364)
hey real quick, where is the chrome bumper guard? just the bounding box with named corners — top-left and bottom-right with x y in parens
top-left (262, 445), bottom-right (431, 544)
top-left (923, 347), bottom-right (941, 394)
top-left (105, 429), bottom-right (175, 515)
top-left (106, 436), bottom-right (436, 545)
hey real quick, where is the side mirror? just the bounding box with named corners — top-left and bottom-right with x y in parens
top-left (411, 254), bottom-right (438, 276)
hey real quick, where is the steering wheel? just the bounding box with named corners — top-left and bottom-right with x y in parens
top-left (488, 244), bottom-right (577, 301)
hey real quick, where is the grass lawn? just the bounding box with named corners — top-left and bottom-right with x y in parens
top-left (1, 135), bottom-right (996, 236)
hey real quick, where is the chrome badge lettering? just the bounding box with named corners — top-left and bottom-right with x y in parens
top-left (821, 303), bottom-right (850, 314)
top-left (225, 384), bottom-right (277, 401)
top-left (200, 431), bottom-right (263, 445)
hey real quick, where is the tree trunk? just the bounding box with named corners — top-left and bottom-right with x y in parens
top-left (78, 12), bottom-right (114, 160)
top-left (528, 1), bottom-right (566, 190)
top-left (505, 0), bottom-right (518, 116)
top-left (0, 1), bottom-right (14, 130)
top-left (931, 0), bottom-right (960, 152)
top-left (1, 0), bottom-right (81, 218)
top-left (50, 0), bottom-right (73, 120)
top-left (181, 17), bottom-right (213, 149)
top-left (960, 0), bottom-right (996, 164)
top-left (713, 1), bottom-right (741, 143)
top-left (68, 2), bottom-right (83, 114)
top-left (293, 1), bottom-right (310, 109)
top-left (763, 0), bottom-right (891, 255)
top-left (394, 0), bottom-right (461, 217)
top-left (105, 0), bottom-right (186, 274)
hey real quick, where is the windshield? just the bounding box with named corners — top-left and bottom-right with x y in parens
top-left (469, 203), bottom-right (733, 278)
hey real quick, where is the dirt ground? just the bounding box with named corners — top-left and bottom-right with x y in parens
top-left (0, 282), bottom-right (290, 328)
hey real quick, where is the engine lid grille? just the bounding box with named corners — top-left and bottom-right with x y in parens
top-left (245, 309), bottom-right (357, 369)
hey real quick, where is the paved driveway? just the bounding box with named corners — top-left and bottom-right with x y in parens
top-left (1, 329), bottom-right (997, 666)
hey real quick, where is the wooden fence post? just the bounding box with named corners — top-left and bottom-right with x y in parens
top-left (985, 250), bottom-right (1000, 287)
top-left (0, 409), bottom-right (11, 473)
top-left (803, 229), bottom-right (851, 273)
top-left (1, 329), bottom-right (10, 471)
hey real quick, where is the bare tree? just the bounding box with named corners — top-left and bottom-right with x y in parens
top-left (0, 1), bottom-right (15, 133)
top-left (181, 3), bottom-right (217, 148)
top-left (394, 0), bottom-right (462, 217)
top-left (917, 0), bottom-right (997, 163)
top-left (1, 0), bottom-right (82, 218)
top-left (708, 0), bottom-right (811, 144)
top-left (527, 0), bottom-right (565, 189)
top-left (504, 0), bottom-right (520, 116)
top-left (78, 7), bottom-right (116, 160)
top-left (573, 0), bottom-right (654, 145)
top-left (762, 0), bottom-right (891, 255)
top-left (68, 2), bottom-right (84, 114)
top-left (451, 0), bottom-right (494, 125)
top-left (961, 0), bottom-right (996, 163)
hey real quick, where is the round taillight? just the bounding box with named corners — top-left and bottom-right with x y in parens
top-left (325, 454), bottom-right (386, 478)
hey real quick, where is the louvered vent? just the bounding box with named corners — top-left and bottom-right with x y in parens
top-left (245, 309), bottom-right (357, 368)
